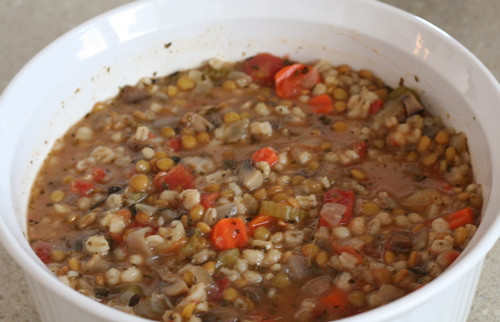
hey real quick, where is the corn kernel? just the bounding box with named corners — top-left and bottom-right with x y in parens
top-left (155, 151), bottom-right (167, 159)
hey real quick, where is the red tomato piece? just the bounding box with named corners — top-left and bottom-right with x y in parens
top-left (153, 164), bottom-right (195, 192)
top-left (309, 94), bottom-right (334, 114)
top-left (274, 63), bottom-right (320, 98)
top-left (92, 166), bottom-right (107, 183)
top-left (370, 99), bottom-right (384, 114)
top-left (251, 147), bottom-right (279, 167)
top-left (247, 215), bottom-right (276, 236)
top-left (443, 207), bottom-right (474, 229)
top-left (211, 218), bottom-right (248, 250)
top-left (437, 249), bottom-right (461, 268)
top-left (32, 241), bottom-right (53, 264)
top-left (200, 192), bottom-right (219, 209)
top-left (70, 179), bottom-right (95, 196)
top-left (331, 241), bottom-right (363, 264)
top-left (243, 53), bottom-right (286, 85)
top-left (319, 189), bottom-right (355, 227)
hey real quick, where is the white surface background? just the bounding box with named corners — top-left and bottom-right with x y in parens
top-left (0, 0), bottom-right (498, 321)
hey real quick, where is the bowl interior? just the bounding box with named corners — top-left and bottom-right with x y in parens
top-left (1, 0), bottom-right (499, 321)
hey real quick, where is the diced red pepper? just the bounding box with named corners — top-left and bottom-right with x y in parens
top-left (331, 240), bottom-right (363, 264)
top-left (319, 189), bottom-right (355, 227)
top-left (70, 179), bottom-right (95, 196)
top-left (251, 147), bottom-right (279, 167)
top-left (319, 288), bottom-right (351, 315)
top-left (200, 192), bottom-right (219, 209)
top-left (247, 215), bottom-right (276, 236)
top-left (274, 63), bottom-right (320, 98)
top-left (32, 241), bottom-right (53, 264)
top-left (370, 99), bottom-right (384, 114)
top-left (211, 218), bottom-right (248, 250)
top-left (443, 207), bottom-right (474, 229)
top-left (91, 166), bottom-right (107, 183)
top-left (167, 137), bottom-right (182, 152)
top-left (153, 164), bottom-right (195, 192)
top-left (353, 142), bottom-right (367, 160)
top-left (437, 249), bottom-right (461, 268)
top-left (243, 53), bottom-right (286, 85)
top-left (309, 94), bottom-right (334, 114)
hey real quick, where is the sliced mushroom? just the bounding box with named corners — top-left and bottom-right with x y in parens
top-left (401, 92), bottom-right (424, 115)
top-left (239, 160), bottom-right (263, 191)
top-left (222, 119), bottom-right (249, 143)
top-left (163, 277), bottom-right (189, 296)
top-left (180, 112), bottom-right (215, 132)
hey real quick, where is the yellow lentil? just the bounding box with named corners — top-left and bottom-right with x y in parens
top-left (434, 130), bottom-right (450, 145)
top-left (422, 153), bottom-right (439, 166)
top-left (454, 226), bottom-right (468, 247)
top-left (348, 291), bottom-right (366, 307)
top-left (50, 190), bottom-right (65, 203)
top-left (350, 169), bottom-right (367, 180)
top-left (190, 205), bottom-right (205, 222)
top-left (417, 135), bottom-right (431, 153)
top-left (359, 69), bottom-right (374, 80)
top-left (308, 161), bottom-right (320, 171)
top-left (333, 88), bottom-right (348, 101)
top-left (223, 287), bottom-right (239, 302)
top-left (129, 174), bottom-right (150, 192)
top-left (302, 243), bottom-right (320, 259)
top-left (406, 151), bottom-right (419, 162)
top-left (252, 188), bottom-right (267, 201)
top-left (291, 175), bottom-right (305, 186)
top-left (315, 251), bottom-right (329, 266)
top-left (177, 75), bottom-right (195, 91)
top-left (202, 261), bottom-right (215, 275)
top-left (408, 251), bottom-right (420, 267)
top-left (384, 250), bottom-right (395, 264)
top-left (196, 221), bottom-right (211, 235)
top-left (50, 250), bottom-right (66, 263)
top-left (224, 112), bottom-right (241, 123)
top-left (361, 202), bottom-right (379, 216)
top-left (334, 101), bottom-right (347, 113)
top-left (272, 272), bottom-right (291, 288)
top-left (161, 126), bottom-right (176, 138)
top-left (204, 183), bottom-right (220, 193)
top-left (135, 160), bottom-right (151, 173)
top-left (68, 257), bottom-right (80, 271)
top-left (181, 302), bottom-right (196, 319)
top-left (181, 135), bottom-right (197, 150)
top-left (332, 121), bottom-right (348, 132)
top-left (166, 85), bottom-right (179, 97)
top-left (337, 64), bottom-right (351, 74)
top-left (156, 157), bottom-right (174, 171)
top-left (222, 80), bottom-right (237, 91)
top-left (92, 102), bottom-right (107, 114)
top-left (254, 226), bottom-right (271, 241)
top-left (445, 146), bottom-right (456, 162)
top-left (196, 132), bottom-right (210, 144)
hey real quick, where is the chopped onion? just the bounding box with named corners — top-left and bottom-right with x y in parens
top-left (320, 203), bottom-right (347, 226)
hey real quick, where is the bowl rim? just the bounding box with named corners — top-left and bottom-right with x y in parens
top-left (0, 0), bottom-right (499, 321)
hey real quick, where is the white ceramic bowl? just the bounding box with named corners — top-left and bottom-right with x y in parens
top-left (0, 0), bottom-right (499, 321)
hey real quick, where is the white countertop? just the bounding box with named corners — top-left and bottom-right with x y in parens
top-left (0, 0), bottom-right (498, 321)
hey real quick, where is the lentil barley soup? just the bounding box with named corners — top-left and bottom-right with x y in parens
top-left (28, 53), bottom-right (482, 321)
